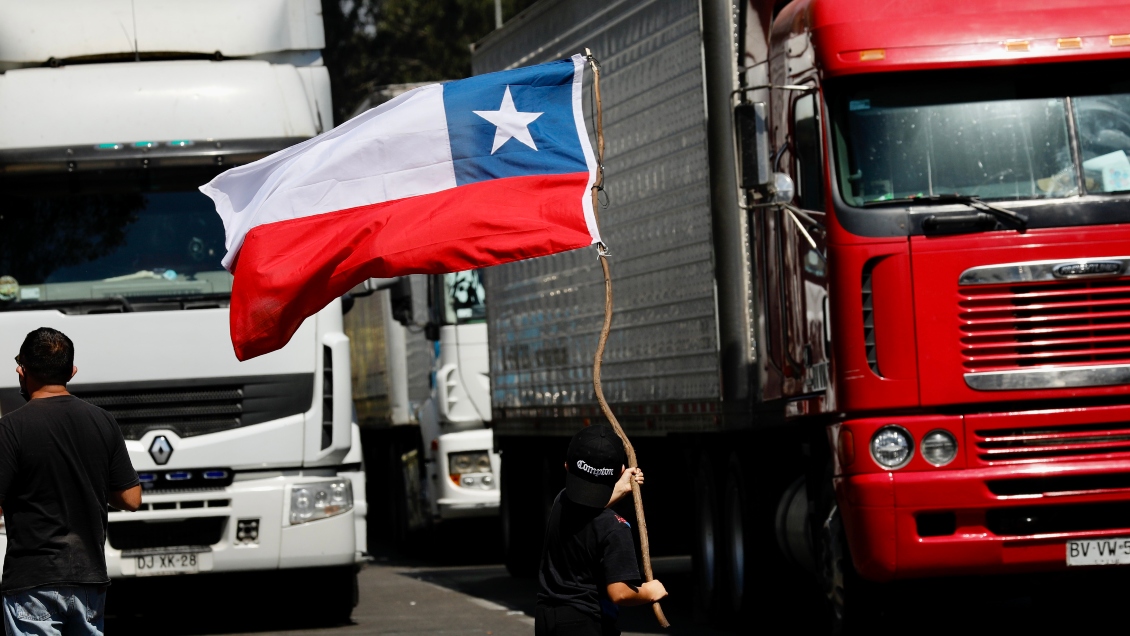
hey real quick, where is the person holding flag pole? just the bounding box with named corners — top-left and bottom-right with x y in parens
top-left (200, 51), bottom-right (668, 628)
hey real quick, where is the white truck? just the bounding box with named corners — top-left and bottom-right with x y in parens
top-left (359, 270), bottom-right (499, 544)
top-left (0, 0), bottom-right (365, 618)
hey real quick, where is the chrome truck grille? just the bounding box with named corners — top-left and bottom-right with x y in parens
top-left (958, 268), bottom-right (1130, 390)
top-left (975, 421), bottom-right (1130, 463)
top-left (70, 374), bottom-right (314, 440)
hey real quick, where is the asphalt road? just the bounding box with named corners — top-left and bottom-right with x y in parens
top-left (104, 518), bottom-right (1130, 635)
top-left (105, 553), bottom-right (734, 635)
top-left (104, 518), bottom-right (740, 636)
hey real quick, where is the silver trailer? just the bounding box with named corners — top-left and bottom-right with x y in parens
top-left (472, 0), bottom-right (809, 621)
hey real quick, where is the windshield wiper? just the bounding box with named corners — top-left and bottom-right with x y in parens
top-left (864, 193), bottom-right (1028, 232)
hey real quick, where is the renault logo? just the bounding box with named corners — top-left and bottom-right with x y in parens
top-left (149, 436), bottom-right (173, 465)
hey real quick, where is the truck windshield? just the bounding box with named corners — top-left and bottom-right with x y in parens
top-left (442, 270), bottom-right (486, 324)
top-left (0, 167), bottom-right (230, 308)
top-left (832, 63), bottom-right (1130, 207)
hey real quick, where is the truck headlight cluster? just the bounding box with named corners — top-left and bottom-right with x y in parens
top-left (870, 426), bottom-right (913, 469)
top-left (869, 427), bottom-right (959, 469)
top-left (921, 430), bottom-right (958, 466)
top-left (448, 451), bottom-right (494, 489)
top-left (290, 479), bottom-right (352, 524)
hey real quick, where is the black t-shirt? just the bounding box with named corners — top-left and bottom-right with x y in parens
top-left (537, 490), bottom-right (641, 621)
top-left (0, 395), bottom-right (140, 592)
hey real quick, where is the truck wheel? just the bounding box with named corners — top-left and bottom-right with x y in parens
top-left (501, 449), bottom-right (540, 577)
top-left (722, 456), bottom-right (750, 617)
top-left (360, 428), bottom-right (396, 545)
top-left (821, 505), bottom-right (879, 635)
top-left (316, 565), bottom-right (359, 625)
top-left (387, 438), bottom-right (412, 547)
top-left (693, 453), bottom-right (721, 619)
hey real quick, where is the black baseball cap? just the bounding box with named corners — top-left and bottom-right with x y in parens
top-left (565, 424), bottom-right (627, 508)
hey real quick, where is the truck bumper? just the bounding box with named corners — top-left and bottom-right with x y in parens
top-left (434, 429), bottom-right (500, 520)
top-left (841, 432), bottom-right (1130, 581)
top-left (106, 472), bottom-right (363, 578)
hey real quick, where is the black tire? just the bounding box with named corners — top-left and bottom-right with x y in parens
top-left (501, 448), bottom-right (541, 577)
top-left (722, 455), bottom-right (750, 618)
top-left (360, 427), bottom-right (393, 544)
top-left (387, 435), bottom-right (412, 548)
top-left (693, 453), bottom-right (721, 620)
top-left (817, 468), bottom-right (884, 636)
top-left (385, 427), bottom-right (433, 553)
top-left (314, 566), bottom-right (359, 625)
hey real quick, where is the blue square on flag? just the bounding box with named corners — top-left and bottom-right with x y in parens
top-left (443, 59), bottom-right (589, 186)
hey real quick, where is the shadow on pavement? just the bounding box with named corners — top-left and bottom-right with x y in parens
top-left (104, 569), bottom-right (356, 635)
top-left (103, 511), bottom-right (1130, 635)
top-left (102, 517), bottom-right (507, 636)
top-left (387, 517), bottom-right (740, 634)
top-left (368, 517), bottom-right (506, 567)
top-left (404, 555), bottom-right (741, 636)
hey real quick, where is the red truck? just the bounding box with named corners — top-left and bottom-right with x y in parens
top-left (474, 0), bottom-right (1130, 628)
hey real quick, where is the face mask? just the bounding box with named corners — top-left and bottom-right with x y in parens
top-left (17, 374), bottom-right (29, 402)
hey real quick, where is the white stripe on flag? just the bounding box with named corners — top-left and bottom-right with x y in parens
top-left (570, 54), bottom-right (602, 246)
top-left (202, 83), bottom-right (457, 270)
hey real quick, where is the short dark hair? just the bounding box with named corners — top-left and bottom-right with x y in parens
top-left (18, 328), bottom-right (74, 385)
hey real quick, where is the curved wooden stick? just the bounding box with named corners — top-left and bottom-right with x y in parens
top-left (586, 50), bottom-right (669, 629)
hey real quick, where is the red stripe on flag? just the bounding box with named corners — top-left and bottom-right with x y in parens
top-left (230, 172), bottom-right (593, 360)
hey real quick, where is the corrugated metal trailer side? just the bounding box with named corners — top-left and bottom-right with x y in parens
top-left (474, 0), bottom-right (754, 437)
top-left (473, 6), bottom-right (795, 622)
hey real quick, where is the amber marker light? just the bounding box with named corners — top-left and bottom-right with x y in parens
top-left (1111, 34), bottom-right (1130, 47)
top-left (1003, 40), bottom-right (1030, 52)
top-left (1057, 37), bottom-right (1082, 50)
top-left (858, 49), bottom-right (885, 61)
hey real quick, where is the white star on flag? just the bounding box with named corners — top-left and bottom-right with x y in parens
top-left (473, 86), bottom-right (544, 154)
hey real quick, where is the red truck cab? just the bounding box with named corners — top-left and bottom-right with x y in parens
top-left (754, 0), bottom-right (1130, 593)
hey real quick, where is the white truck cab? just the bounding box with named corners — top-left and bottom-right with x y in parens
top-left (420, 272), bottom-right (498, 521)
top-left (367, 270), bottom-right (499, 540)
top-left (0, 0), bottom-right (363, 617)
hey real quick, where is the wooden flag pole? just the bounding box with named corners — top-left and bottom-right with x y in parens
top-left (586, 50), bottom-right (670, 629)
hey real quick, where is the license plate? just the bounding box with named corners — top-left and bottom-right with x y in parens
top-left (133, 552), bottom-right (200, 576)
top-left (1067, 537), bottom-right (1130, 566)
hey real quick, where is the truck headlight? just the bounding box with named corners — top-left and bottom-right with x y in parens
top-left (921, 430), bottom-right (958, 466)
top-left (290, 479), bottom-right (353, 524)
top-left (870, 426), bottom-right (913, 469)
top-left (449, 451), bottom-right (494, 489)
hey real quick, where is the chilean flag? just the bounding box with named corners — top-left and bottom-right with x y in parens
top-left (201, 55), bottom-right (599, 360)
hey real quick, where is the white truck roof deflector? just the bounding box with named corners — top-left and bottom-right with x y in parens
top-left (0, 0), bottom-right (325, 67)
top-left (0, 60), bottom-right (322, 150)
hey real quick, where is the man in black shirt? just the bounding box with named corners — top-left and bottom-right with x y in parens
top-left (0, 328), bottom-right (141, 635)
top-left (535, 424), bottom-right (667, 636)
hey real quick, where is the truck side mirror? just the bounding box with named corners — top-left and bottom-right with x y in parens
top-left (736, 102), bottom-right (771, 189)
top-left (349, 277), bottom-right (401, 297)
top-left (389, 275), bottom-right (429, 327)
top-left (771, 172), bottom-right (795, 204)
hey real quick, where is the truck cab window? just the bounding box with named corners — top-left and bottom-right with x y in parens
top-left (824, 66), bottom-right (1130, 208)
top-left (1075, 93), bottom-right (1130, 194)
top-left (794, 93), bottom-right (824, 210)
top-left (442, 269), bottom-right (486, 324)
top-left (834, 92), bottom-right (1074, 206)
